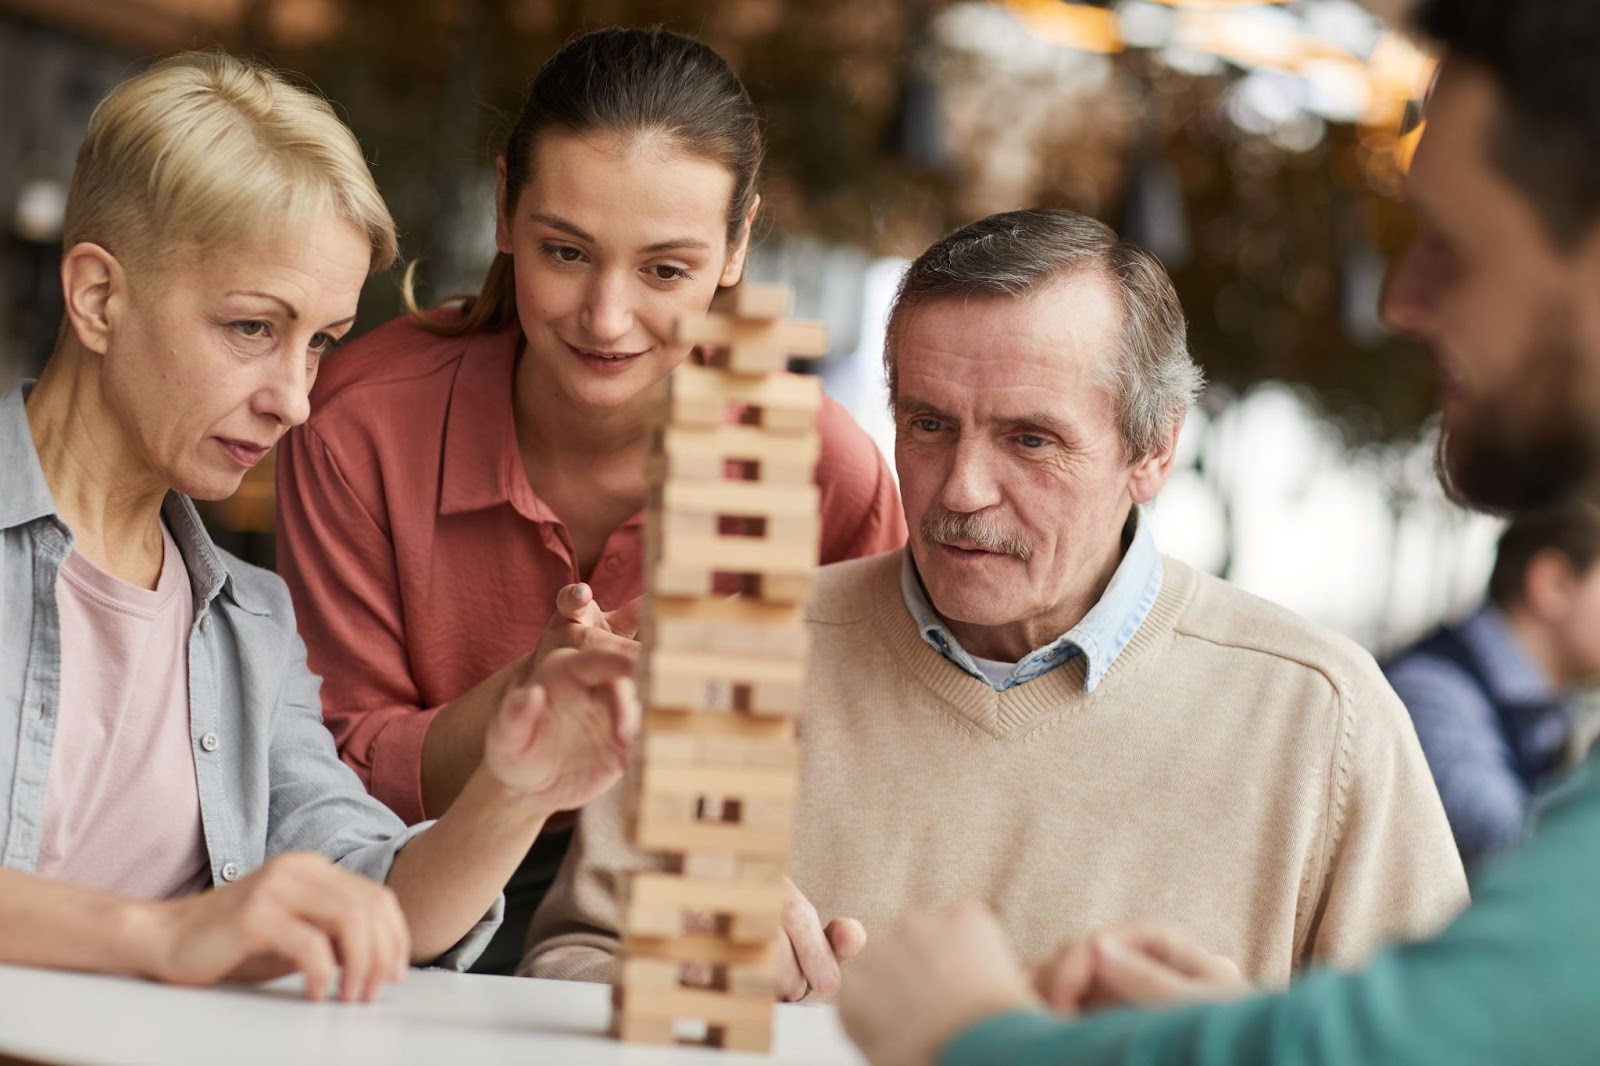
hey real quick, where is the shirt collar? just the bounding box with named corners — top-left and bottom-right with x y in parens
top-left (439, 325), bottom-right (527, 517)
top-left (900, 505), bottom-right (1164, 693)
top-left (0, 381), bottom-right (57, 531)
top-left (1458, 603), bottom-right (1562, 706)
top-left (1, 380), bottom-right (268, 616)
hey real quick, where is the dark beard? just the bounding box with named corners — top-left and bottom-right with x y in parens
top-left (1435, 312), bottom-right (1600, 514)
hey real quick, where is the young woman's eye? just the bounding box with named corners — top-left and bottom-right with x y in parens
top-left (540, 243), bottom-right (585, 264)
top-left (232, 320), bottom-right (269, 339)
top-left (650, 264), bottom-right (692, 282)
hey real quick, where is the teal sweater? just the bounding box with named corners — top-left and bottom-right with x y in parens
top-left (941, 754), bottom-right (1600, 1066)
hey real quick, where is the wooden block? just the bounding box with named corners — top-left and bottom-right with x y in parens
top-left (619, 956), bottom-right (681, 990)
top-left (669, 365), bottom-right (822, 428)
top-left (727, 963), bottom-right (780, 999)
top-left (680, 851), bottom-right (739, 881)
top-left (614, 985), bottom-right (775, 1027)
top-left (734, 283), bottom-right (791, 319)
top-left (631, 872), bottom-right (785, 917)
top-left (645, 610), bottom-right (809, 661)
top-left (652, 531), bottom-right (813, 578)
top-left (635, 808), bottom-right (792, 859)
top-left (611, 1011), bottom-right (675, 1045)
top-left (648, 595), bottom-right (805, 626)
top-left (622, 933), bottom-right (774, 967)
top-left (715, 1021), bottom-right (774, 1053)
top-left (642, 724), bottom-right (799, 769)
top-left (658, 478), bottom-right (820, 520)
top-left (643, 708), bottom-right (795, 740)
top-left (647, 650), bottom-right (805, 716)
top-left (642, 761), bottom-right (799, 803)
top-left (660, 511), bottom-right (820, 548)
top-left (624, 875), bottom-right (783, 945)
top-left (714, 343), bottom-right (788, 376)
top-left (661, 424), bottom-right (819, 482)
top-left (674, 317), bottom-right (827, 360)
top-left (650, 563), bottom-right (814, 606)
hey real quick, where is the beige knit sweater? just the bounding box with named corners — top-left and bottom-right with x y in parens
top-left (520, 550), bottom-right (1467, 992)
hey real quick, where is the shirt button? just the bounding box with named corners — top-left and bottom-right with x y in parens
top-left (199, 731), bottom-right (220, 753)
top-left (199, 614), bottom-right (212, 633)
top-left (220, 862), bottom-right (242, 882)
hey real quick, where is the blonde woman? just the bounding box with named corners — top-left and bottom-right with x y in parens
top-left (0, 52), bottom-right (637, 1002)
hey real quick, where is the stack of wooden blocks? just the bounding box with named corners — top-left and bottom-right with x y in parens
top-left (611, 283), bottom-right (829, 1052)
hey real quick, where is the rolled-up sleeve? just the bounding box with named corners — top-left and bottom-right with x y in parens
top-left (269, 627), bottom-right (500, 971)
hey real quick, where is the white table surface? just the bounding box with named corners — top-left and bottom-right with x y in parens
top-left (0, 964), bottom-right (867, 1066)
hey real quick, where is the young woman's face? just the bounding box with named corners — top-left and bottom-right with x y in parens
top-left (497, 129), bottom-right (751, 413)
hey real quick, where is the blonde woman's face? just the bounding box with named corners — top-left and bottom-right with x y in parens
top-left (103, 212), bottom-right (368, 500)
top-left (498, 129), bottom-right (749, 413)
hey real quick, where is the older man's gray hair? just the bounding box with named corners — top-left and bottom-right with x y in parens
top-left (885, 208), bottom-right (1204, 461)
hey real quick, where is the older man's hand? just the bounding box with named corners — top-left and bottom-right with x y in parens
top-left (775, 878), bottom-right (866, 1000)
top-left (1033, 919), bottom-right (1250, 1013)
top-left (840, 902), bottom-right (1041, 1066)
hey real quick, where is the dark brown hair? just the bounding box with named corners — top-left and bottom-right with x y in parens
top-left (407, 26), bottom-right (763, 335)
top-left (1489, 496), bottom-right (1600, 607)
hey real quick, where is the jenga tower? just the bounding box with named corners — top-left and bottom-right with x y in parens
top-left (611, 284), bottom-right (827, 1052)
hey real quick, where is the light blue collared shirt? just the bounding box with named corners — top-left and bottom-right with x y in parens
top-left (900, 507), bottom-right (1164, 692)
top-left (0, 382), bottom-right (497, 967)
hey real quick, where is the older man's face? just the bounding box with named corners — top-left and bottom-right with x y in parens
top-left (1381, 59), bottom-right (1600, 512)
top-left (893, 273), bottom-right (1175, 659)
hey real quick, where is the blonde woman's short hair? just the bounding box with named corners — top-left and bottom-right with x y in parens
top-left (64, 50), bottom-right (396, 281)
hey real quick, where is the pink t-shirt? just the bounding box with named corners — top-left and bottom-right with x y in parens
top-left (35, 522), bottom-right (211, 899)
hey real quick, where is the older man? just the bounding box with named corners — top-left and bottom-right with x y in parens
top-left (521, 209), bottom-right (1464, 995)
top-left (841, 3), bottom-right (1600, 1065)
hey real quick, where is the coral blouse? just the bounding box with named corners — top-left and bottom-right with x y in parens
top-left (276, 314), bottom-right (906, 825)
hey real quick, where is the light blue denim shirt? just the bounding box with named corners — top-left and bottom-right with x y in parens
top-left (900, 507), bottom-right (1163, 692)
top-left (0, 383), bottom-right (497, 968)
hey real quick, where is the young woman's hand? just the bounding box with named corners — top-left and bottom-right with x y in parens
top-left (530, 583), bottom-right (642, 673)
top-left (481, 647), bottom-right (640, 815)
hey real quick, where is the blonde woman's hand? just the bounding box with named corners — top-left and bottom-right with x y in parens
top-left (482, 647), bottom-right (640, 814)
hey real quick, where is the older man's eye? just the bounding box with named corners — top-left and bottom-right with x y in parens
top-left (1017, 434), bottom-right (1049, 449)
top-left (912, 418), bottom-right (944, 433)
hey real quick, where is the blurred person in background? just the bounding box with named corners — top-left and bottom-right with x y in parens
top-left (1386, 498), bottom-right (1600, 873)
top-left (840, 2), bottom-right (1600, 1064)
top-left (273, 26), bottom-right (906, 976)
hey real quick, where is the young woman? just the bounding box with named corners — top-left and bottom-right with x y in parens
top-left (1, 51), bottom-right (637, 1001)
top-left (274, 27), bottom-right (906, 972)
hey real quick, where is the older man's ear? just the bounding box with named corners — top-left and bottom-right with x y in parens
top-left (1127, 421), bottom-right (1183, 506)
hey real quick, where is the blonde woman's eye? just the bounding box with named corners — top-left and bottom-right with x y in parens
top-left (232, 320), bottom-right (269, 339)
top-left (309, 332), bottom-right (337, 353)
